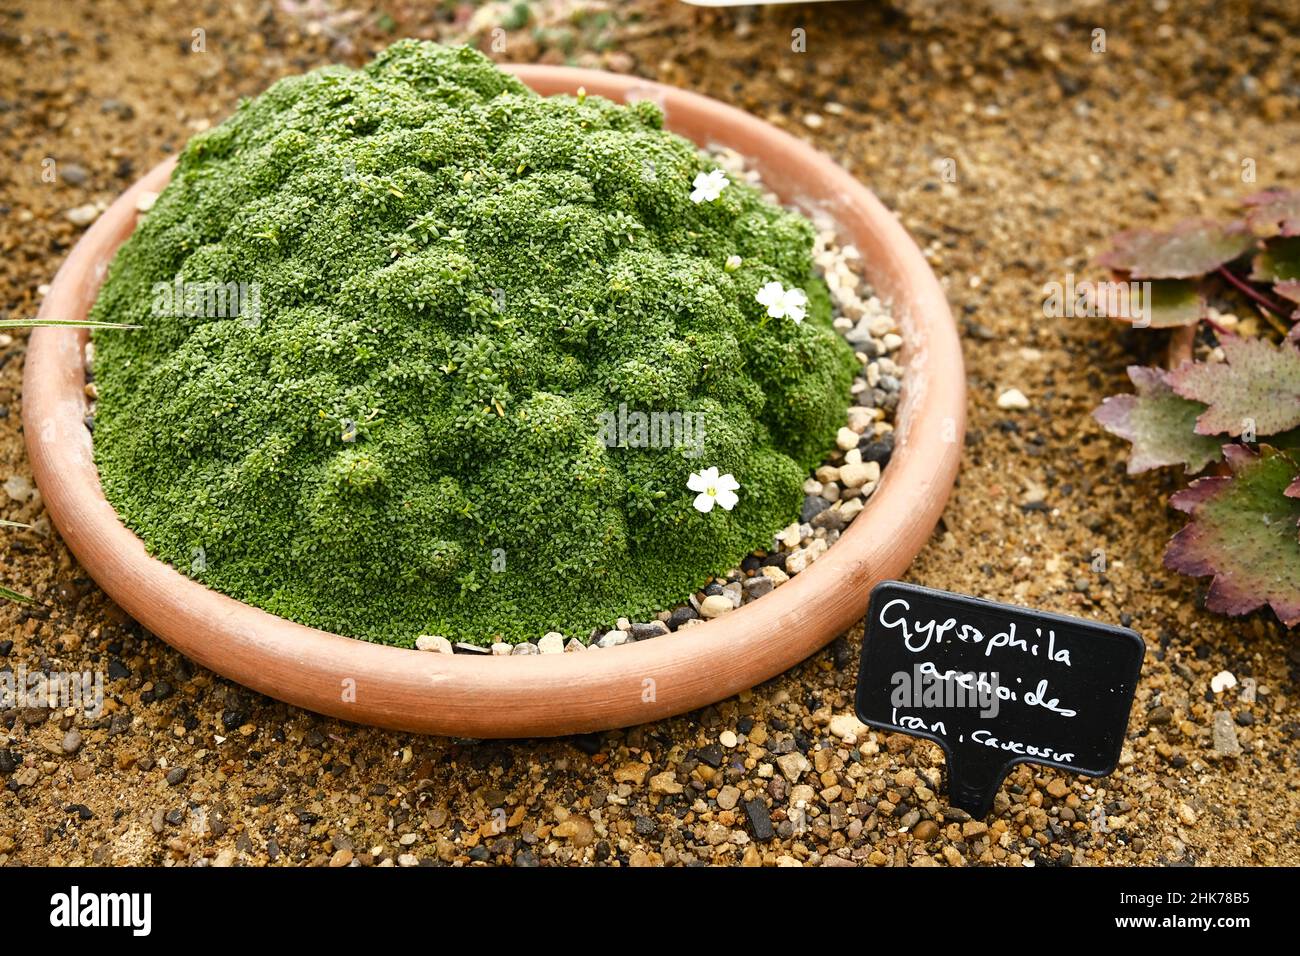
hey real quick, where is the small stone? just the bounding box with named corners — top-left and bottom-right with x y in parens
top-left (719, 730), bottom-right (738, 748)
top-left (3, 475), bottom-right (34, 503)
top-left (454, 642), bottom-right (490, 655)
top-left (564, 638), bottom-right (585, 653)
top-left (784, 549), bottom-right (809, 575)
top-left (761, 566), bottom-right (790, 586)
top-left (744, 797), bottom-right (775, 842)
top-left (537, 632), bottom-right (565, 654)
top-left (1046, 778), bottom-right (1069, 799)
top-left (491, 642), bottom-right (512, 656)
top-left (996, 387), bottom-right (1030, 410)
top-left (65, 203), bottom-right (100, 227)
top-left (699, 595), bottom-right (734, 619)
top-left (1176, 803), bottom-right (1198, 825)
top-left (839, 498), bottom-right (865, 522)
top-left (775, 752), bottom-right (810, 783)
top-left (596, 629), bottom-right (630, 648)
top-left (630, 621), bottom-right (669, 640)
top-left (59, 162), bottom-right (90, 186)
top-left (717, 785), bottom-right (742, 810)
top-left (330, 848), bottom-right (353, 867)
top-left (743, 575), bottom-right (774, 599)
top-left (667, 606), bottom-right (699, 630)
top-left (828, 713), bottom-right (867, 741)
top-left (836, 426), bottom-right (860, 450)
top-left (61, 729), bottom-right (83, 755)
top-left (912, 819), bottom-right (938, 841)
top-left (415, 634), bottom-right (452, 653)
top-left (649, 770), bottom-right (683, 795)
top-left (1210, 670), bottom-right (1237, 694)
top-left (135, 190), bottom-right (159, 213)
top-left (165, 767), bottom-right (188, 787)
top-left (942, 845), bottom-right (965, 866)
top-left (837, 461), bottom-right (880, 488)
top-left (800, 495), bottom-right (831, 523)
top-left (398, 853), bottom-right (420, 867)
top-left (511, 642), bottom-right (538, 655)
top-left (1212, 709), bottom-right (1241, 757)
top-left (614, 762), bottom-right (650, 786)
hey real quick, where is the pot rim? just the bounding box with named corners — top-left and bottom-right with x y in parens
top-left (22, 64), bottom-right (965, 737)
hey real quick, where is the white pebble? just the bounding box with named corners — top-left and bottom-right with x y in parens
top-left (1210, 670), bottom-right (1237, 694)
top-left (414, 635), bottom-right (452, 653)
top-left (997, 388), bottom-right (1031, 410)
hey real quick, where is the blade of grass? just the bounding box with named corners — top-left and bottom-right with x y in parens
top-left (0, 519), bottom-right (31, 529)
top-left (0, 584), bottom-right (34, 604)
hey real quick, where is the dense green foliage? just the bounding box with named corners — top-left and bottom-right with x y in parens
top-left (91, 41), bottom-right (856, 644)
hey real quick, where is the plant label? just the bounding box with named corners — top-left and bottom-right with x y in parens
top-left (854, 581), bottom-right (1145, 817)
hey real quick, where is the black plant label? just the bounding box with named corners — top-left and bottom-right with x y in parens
top-left (854, 581), bottom-right (1145, 818)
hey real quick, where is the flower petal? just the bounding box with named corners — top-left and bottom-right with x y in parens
top-left (715, 488), bottom-right (739, 511)
top-left (693, 491), bottom-right (716, 513)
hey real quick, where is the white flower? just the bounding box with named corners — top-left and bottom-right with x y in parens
top-left (688, 466), bottom-right (740, 513)
top-left (690, 168), bottom-right (729, 203)
top-left (755, 281), bottom-right (808, 323)
top-left (724, 254), bottom-right (743, 272)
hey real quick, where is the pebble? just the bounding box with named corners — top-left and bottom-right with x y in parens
top-left (698, 595), bottom-right (734, 618)
top-left (537, 632), bottom-right (565, 654)
top-left (835, 426), bottom-right (860, 451)
top-left (744, 798), bottom-right (774, 842)
top-left (630, 620), bottom-right (669, 640)
top-left (1210, 670), bottom-right (1237, 694)
top-left (414, 634), bottom-right (452, 653)
top-left (837, 460), bottom-right (880, 489)
top-left (61, 729), bottom-right (82, 755)
top-left (996, 387), bottom-right (1030, 410)
top-left (649, 770), bottom-right (683, 795)
top-left (511, 642), bottom-right (538, 655)
top-left (595, 629), bottom-right (631, 648)
top-left (453, 642), bottom-right (490, 655)
top-left (165, 767), bottom-right (188, 787)
top-left (800, 495), bottom-right (831, 523)
top-left (717, 785), bottom-right (741, 810)
top-left (775, 752), bottom-right (810, 783)
top-left (1212, 710), bottom-right (1241, 757)
top-left (60, 163), bottom-right (90, 186)
top-left (912, 820), bottom-right (939, 841)
top-left (491, 642), bottom-right (512, 656)
top-left (828, 713), bottom-right (867, 741)
top-left (719, 730), bottom-right (738, 748)
top-left (64, 203), bottom-right (100, 226)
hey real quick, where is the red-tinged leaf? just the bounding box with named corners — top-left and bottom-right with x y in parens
top-left (1097, 218), bottom-right (1257, 279)
top-left (1093, 366), bottom-right (1223, 473)
top-left (1250, 236), bottom-right (1300, 283)
top-left (1167, 334), bottom-right (1300, 437)
top-left (1165, 445), bottom-right (1300, 626)
top-left (1243, 188), bottom-right (1300, 238)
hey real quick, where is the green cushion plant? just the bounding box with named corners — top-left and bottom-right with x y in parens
top-left (90, 41), bottom-right (857, 646)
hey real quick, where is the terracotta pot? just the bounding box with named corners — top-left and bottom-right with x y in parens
top-left (23, 66), bottom-right (964, 737)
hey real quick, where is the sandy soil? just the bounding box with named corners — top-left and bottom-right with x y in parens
top-left (0, 0), bottom-right (1297, 866)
